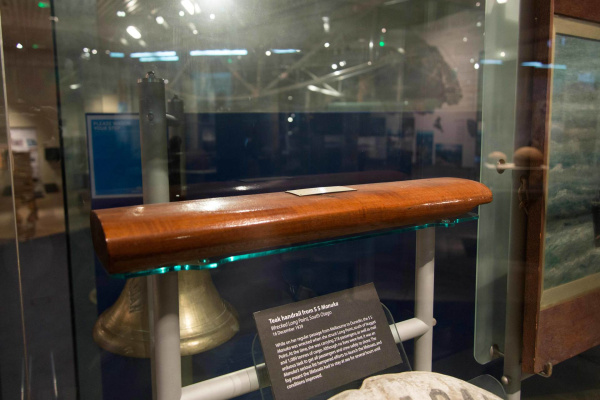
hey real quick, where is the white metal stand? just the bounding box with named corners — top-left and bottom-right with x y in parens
top-left (415, 228), bottom-right (435, 372)
top-left (159, 228), bottom-right (437, 400)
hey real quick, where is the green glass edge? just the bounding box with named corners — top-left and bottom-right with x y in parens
top-left (112, 213), bottom-right (478, 279)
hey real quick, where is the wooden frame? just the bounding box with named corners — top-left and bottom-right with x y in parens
top-left (521, 0), bottom-right (600, 375)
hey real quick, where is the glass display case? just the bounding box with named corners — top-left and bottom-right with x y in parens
top-left (0, 0), bottom-right (599, 399)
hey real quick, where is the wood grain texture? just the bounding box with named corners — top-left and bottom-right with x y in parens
top-left (555, 0), bottom-right (600, 23)
top-left (536, 288), bottom-right (600, 371)
top-left (521, 0), bottom-right (554, 374)
top-left (91, 178), bottom-right (492, 275)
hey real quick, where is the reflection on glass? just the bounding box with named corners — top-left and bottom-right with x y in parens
top-left (543, 31), bottom-right (600, 292)
top-left (50, 0), bottom-right (486, 398)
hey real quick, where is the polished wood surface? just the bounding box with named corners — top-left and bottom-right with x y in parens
top-left (91, 178), bottom-right (492, 275)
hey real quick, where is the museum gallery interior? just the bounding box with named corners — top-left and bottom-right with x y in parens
top-left (0, 0), bottom-right (599, 399)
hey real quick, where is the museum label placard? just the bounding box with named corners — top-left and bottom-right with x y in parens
top-left (254, 283), bottom-right (402, 400)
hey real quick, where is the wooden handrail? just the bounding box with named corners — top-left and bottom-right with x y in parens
top-left (91, 178), bottom-right (492, 275)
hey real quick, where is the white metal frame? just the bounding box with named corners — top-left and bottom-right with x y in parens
top-left (147, 227), bottom-right (437, 400)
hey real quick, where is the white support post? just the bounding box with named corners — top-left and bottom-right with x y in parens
top-left (138, 71), bottom-right (182, 400)
top-left (414, 227), bottom-right (435, 371)
top-left (149, 274), bottom-right (182, 400)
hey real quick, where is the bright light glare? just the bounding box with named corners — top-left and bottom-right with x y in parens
top-left (139, 56), bottom-right (179, 62)
top-left (126, 26), bottom-right (142, 39)
top-left (265, 50), bottom-right (272, 56)
top-left (91, 49), bottom-right (98, 54)
top-left (16, 43), bottom-right (23, 49)
top-left (369, 41), bottom-right (373, 49)
top-left (209, 13), bottom-right (216, 20)
top-left (381, 28), bottom-right (386, 33)
top-left (474, 63), bottom-right (480, 70)
top-left (83, 47), bottom-right (90, 53)
top-left (272, 49), bottom-right (301, 54)
top-left (307, 85), bottom-right (342, 97)
top-left (116, 10), bottom-right (126, 17)
top-left (331, 64), bottom-right (337, 70)
top-left (339, 60), bottom-right (346, 67)
top-left (181, 0), bottom-right (195, 15)
top-left (500, 51), bottom-right (506, 57)
top-left (179, 10), bottom-right (185, 16)
top-left (324, 42), bottom-right (330, 48)
top-left (69, 83), bottom-right (81, 90)
top-left (131, 51), bottom-right (176, 58)
top-left (497, 0), bottom-right (507, 3)
top-left (287, 117), bottom-right (293, 123)
top-left (193, 30), bottom-right (198, 35)
top-left (190, 49), bottom-right (248, 56)
top-left (156, 16), bottom-right (165, 24)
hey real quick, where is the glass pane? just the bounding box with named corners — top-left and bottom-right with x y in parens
top-left (474, 0), bottom-right (521, 364)
top-left (0, 5), bottom-right (78, 400)
top-left (0, 14), bottom-right (26, 399)
top-left (540, 19), bottom-right (600, 308)
top-left (6, 0), bottom-right (495, 398)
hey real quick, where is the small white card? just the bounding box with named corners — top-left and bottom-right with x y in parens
top-left (286, 186), bottom-right (356, 197)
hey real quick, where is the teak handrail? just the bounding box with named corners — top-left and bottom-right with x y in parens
top-left (91, 178), bottom-right (492, 275)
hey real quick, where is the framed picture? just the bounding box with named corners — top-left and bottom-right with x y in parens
top-left (522, 1), bottom-right (600, 375)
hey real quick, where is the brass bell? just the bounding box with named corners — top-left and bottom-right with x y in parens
top-left (93, 270), bottom-right (239, 358)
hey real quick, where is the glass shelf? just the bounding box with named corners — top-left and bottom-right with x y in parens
top-left (112, 213), bottom-right (478, 279)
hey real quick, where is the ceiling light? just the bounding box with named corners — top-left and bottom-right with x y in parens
top-left (331, 64), bottom-right (337, 70)
top-left (272, 49), bottom-right (301, 54)
top-left (324, 42), bottom-right (330, 48)
top-left (131, 51), bottom-right (176, 58)
top-left (190, 49), bottom-right (248, 56)
top-left (156, 16), bottom-right (165, 24)
top-left (265, 50), bottom-right (272, 56)
top-left (181, 0), bottom-right (195, 15)
top-left (91, 49), bottom-right (98, 54)
top-left (179, 10), bottom-right (185, 16)
top-left (209, 13), bottom-right (215, 20)
top-left (16, 43), bottom-right (23, 49)
top-left (126, 26), bottom-right (142, 39)
top-left (116, 11), bottom-right (126, 17)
